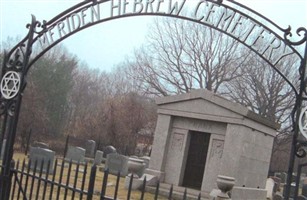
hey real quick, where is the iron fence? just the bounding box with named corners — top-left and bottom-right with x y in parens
top-left (5, 158), bottom-right (203, 200)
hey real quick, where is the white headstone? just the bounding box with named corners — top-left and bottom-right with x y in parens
top-left (94, 150), bottom-right (104, 165)
top-left (65, 146), bottom-right (85, 163)
top-left (105, 153), bottom-right (129, 176)
top-left (85, 140), bottom-right (96, 158)
top-left (266, 178), bottom-right (275, 200)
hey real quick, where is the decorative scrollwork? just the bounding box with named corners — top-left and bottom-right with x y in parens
top-left (284, 26), bottom-right (307, 46)
top-left (296, 143), bottom-right (307, 158)
top-left (7, 101), bottom-right (16, 117)
top-left (6, 46), bottom-right (26, 70)
top-left (0, 99), bottom-right (18, 117)
top-left (0, 100), bottom-right (8, 116)
top-left (28, 19), bottom-right (47, 34)
top-left (299, 106), bottom-right (307, 139)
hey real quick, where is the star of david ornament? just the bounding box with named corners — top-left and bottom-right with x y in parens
top-left (0, 71), bottom-right (21, 100)
top-left (299, 106), bottom-right (307, 139)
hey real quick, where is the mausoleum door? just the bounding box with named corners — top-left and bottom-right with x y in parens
top-left (182, 131), bottom-right (210, 189)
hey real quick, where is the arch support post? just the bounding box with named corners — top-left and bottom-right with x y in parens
top-left (0, 15), bottom-right (36, 200)
top-left (284, 29), bottom-right (307, 200)
top-left (0, 95), bottom-right (23, 200)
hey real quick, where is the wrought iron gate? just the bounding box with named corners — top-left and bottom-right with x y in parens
top-left (0, 0), bottom-right (306, 199)
top-left (4, 158), bottom-right (201, 200)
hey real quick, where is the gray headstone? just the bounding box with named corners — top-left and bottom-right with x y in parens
top-left (65, 146), bottom-right (85, 163)
top-left (103, 145), bottom-right (116, 158)
top-left (32, 141), bottom-right (49, 149)
top-left (105, 153), bottom-right (129, 176)
top-left (29, 147), bottom-right (55, 173)
top-left (0, 139), bottom-right (6, 160)
top-left (94, 150), bottom-right (104, 165)
top-left (85, 140), bottom-right (96, 158)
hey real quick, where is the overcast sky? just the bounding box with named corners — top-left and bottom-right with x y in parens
top-left (1, 0), bottom-right (307, 72)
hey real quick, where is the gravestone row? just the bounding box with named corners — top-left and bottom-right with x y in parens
top-left (27, 140), bottom-right (116, 174)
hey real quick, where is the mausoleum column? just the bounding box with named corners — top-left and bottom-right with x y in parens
top-left (146, 114), bottom-right (172, 179)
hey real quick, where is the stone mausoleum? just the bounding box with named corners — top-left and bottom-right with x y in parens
top-left (146, 89), bottom-right (279, 198)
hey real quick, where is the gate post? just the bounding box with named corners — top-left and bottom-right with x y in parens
top-left (0, 15), bottom-right (36, 200)
top-left (284, 29), bottom-right (307, 200)
top-left (0, 95), bottom-right (23, 200)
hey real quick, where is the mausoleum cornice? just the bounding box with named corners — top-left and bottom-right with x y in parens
top-left (156, 89), bottom-right (280, 131)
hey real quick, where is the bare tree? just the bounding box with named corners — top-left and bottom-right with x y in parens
top-left (66, 67), bottom-right (109, 137)
top-left (102, 92), bottom-right (156, 154)
top-left (224, 54), bottom-right (298, 124)
top-left (126, 18), bottom-right (249, 96)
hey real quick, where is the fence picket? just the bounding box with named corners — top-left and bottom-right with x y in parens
top-left (35, 159), bottom-right (44, 200)
top-left (127, 173), bottom-right (134, 200)
top-left (7, 156), bottom-right (194, 200)
top-left (10, 160), bottom-right (18, 200)
top-left (140, 176), bottom-right (147, 200)
top-left (49, 158), bottom-right (58, 200)
top-left (113, 171), bottom-right (121, 200)
top-left (100, 169), bottom-right (109, 200)
top-left (197, 192), bottom-right (201, 200)
top-left (56, 158), bottom-right (65, 199)
top-left (79, 161), bottom-right (88, 200)
top-left (42, 160), bottom-right (51, 200)
top-left (16, 159), bottom-right (26, 200)
top-left (23, 159), bottom-right (31, 199)
top-left (154, 181), bottom-right (160, 200)
top-left (29, 159), bottom-right (38, 199)
top-left (168, 184), bottom-right (173, 200)
top-left (87, 164), bottom-right (97, 200)
top-left (64, 160), bottom-right (73, 200)
top-left (183, 188), bottom-right (187, 200)
top-left (71, 161), bottom-right (80, 200)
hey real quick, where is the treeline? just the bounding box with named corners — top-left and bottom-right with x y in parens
top-left (1, 44), bottom-right (157, 155)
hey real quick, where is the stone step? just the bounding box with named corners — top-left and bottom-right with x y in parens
top-left (145, 183), bottom-right (210, 200)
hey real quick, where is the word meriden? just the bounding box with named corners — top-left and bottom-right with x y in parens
top-left (35, 0), bottom-right (294, 66)
top-left (37, 4), bottom-right (100, 47)
top-left (36, 0), bottom-right (187, 50)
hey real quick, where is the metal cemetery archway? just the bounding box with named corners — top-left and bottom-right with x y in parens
top-left (0, 0), bottom-right (306, 199)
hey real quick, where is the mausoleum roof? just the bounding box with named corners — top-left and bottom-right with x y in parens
top-left (156, 89), bottom-right (280, 130)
